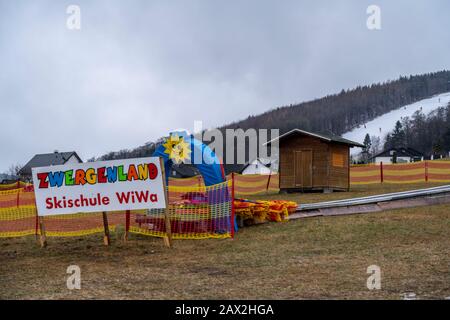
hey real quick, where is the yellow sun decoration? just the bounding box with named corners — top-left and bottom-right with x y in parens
top-left (163, 134), bottom-right (191, 164)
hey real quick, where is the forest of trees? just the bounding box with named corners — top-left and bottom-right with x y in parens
top-left (92, 70), bottom-right (450, 163)
top-left (88, 140), bottom-right (159, 162)
top-left (220, 70), bottom-right (450, 136)
top-left (383, 103), bottom-right (450, 157)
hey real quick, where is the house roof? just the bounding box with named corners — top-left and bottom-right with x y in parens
top-left (19, 151), bottom-right (82, 176)
top-left (371, 147), bottom-right (424, 160)
top-left (241, 158), bottom-right (275, 172)
top-left (223, 164), bottom-right (246, 175)
top-left (265, 129), bottom-right (365, 148)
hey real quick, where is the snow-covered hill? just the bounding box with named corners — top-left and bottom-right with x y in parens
top-left (343, 92), bottom-right (450, 155)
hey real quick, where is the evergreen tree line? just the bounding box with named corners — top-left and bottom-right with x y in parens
top-left (221, 70), bottom-right (450, 136)
top-left (383, 103), bottom-right (450, 156)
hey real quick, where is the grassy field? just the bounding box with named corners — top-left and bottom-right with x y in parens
top-left (1, 184), bottom-right (449, 299)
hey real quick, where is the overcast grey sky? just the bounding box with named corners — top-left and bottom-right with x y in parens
top-left (1, 0), bottom-right (449, 172)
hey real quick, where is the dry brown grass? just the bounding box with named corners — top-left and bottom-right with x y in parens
top-left (1, 200), bottom-right (449, 299)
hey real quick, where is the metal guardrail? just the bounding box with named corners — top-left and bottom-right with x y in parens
top-left (298, 185), bottom-right (450, 211)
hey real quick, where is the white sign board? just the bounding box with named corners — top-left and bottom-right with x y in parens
top-left (32, 157), bottom-right (166, 216)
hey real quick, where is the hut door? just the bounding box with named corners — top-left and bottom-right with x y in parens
top-left (295, 150), bottom-right (313, 187)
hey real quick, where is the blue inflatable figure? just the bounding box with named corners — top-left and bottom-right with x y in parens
top-left (152, 130), bottom-right (237, 233)
top-left (152, 130), bottom-right (224, 186)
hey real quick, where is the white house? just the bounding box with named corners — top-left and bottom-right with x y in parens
top-left (241, 158), bottom-right (278, 175)
top-left (370, 147), bottom-right (424, 164)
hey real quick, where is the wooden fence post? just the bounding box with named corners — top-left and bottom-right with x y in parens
top-left (266, 173), bottom-right (272, 193)
top-left (380, 161), bottom-right (384, 183)
top-left (16, 179), bottom-right (20, 208)
top-left (425, 160), bottom-right (429, 182)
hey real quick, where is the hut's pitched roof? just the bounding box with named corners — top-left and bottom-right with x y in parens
top-left (265, 129), bottom-right (364, 147)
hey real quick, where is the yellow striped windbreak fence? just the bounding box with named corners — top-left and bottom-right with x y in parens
top-left (350, 159), bottom-right (450, 184)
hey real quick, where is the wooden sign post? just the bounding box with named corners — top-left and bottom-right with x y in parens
top-left (35, 208), bottom-right (39, 241)
top-left (102, 211), bottom-right (111, 246)
top-left (124, 210), bottom-right (130, 242)
top-left (39, 216), bottom-right (47, 248)
top-left (159, 158), bottom-right (173, 248)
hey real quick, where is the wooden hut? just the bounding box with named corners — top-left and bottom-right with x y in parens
top-left (267, 129), bottom-right (364, 192)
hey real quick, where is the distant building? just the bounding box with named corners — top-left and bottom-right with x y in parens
top-left (370, 147), bottom-right (424, 164)
top-left (241, 158), bottom-right (278, 175)
top-left (223, 164), bottom-right (246, 176)
top-left (169, 163), bottom-right (200, 178)
top-left (19, 151), bottom-right (83, 180)
top-left (0, 174), bottom-right (18, 184)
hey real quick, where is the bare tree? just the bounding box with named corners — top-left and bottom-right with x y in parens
top-left (7, 164), bottom-right (22, 177)
top-left (370, 136), bottom-right (382, 156)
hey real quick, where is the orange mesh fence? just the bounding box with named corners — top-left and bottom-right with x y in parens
top-left (266, 174), bottom-right (280, 193)
top-left (227, 174), bottom-right (280, 195)
top-left (4, 160), bottom-right (449, 239)
top-left (0, 187), bottom-right (39, 209)
top-left (170, 174), bottom-right (280, 195)
top-left (428, 160), bottom-right (450, 182)
top-left (0, 180), bottom-right (233, 240)
top-left (168, 176), bottom-right (204, 188)
top-left (0, 206), bottom-right (37, 238)
top-left (130, 180), bottom-right (232, 239)
top-left (383, 161), bottom-right (426, 183)
top-left (350, 164), bottom-right (381, 184)
top-left (40, 211), bottom-right (124, 237)
top-left (350, 159), bottom-right (450, 184)
top-left (0, 181), bottom-right (29, 191)
top-left (0, 188), bottom-right (38, 237)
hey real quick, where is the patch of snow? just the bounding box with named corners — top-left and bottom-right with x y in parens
top-left (343, 92), bottom-right (450, 155)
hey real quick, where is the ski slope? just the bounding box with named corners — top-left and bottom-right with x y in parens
top-left (343, 92), bottom-right (450, 155)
